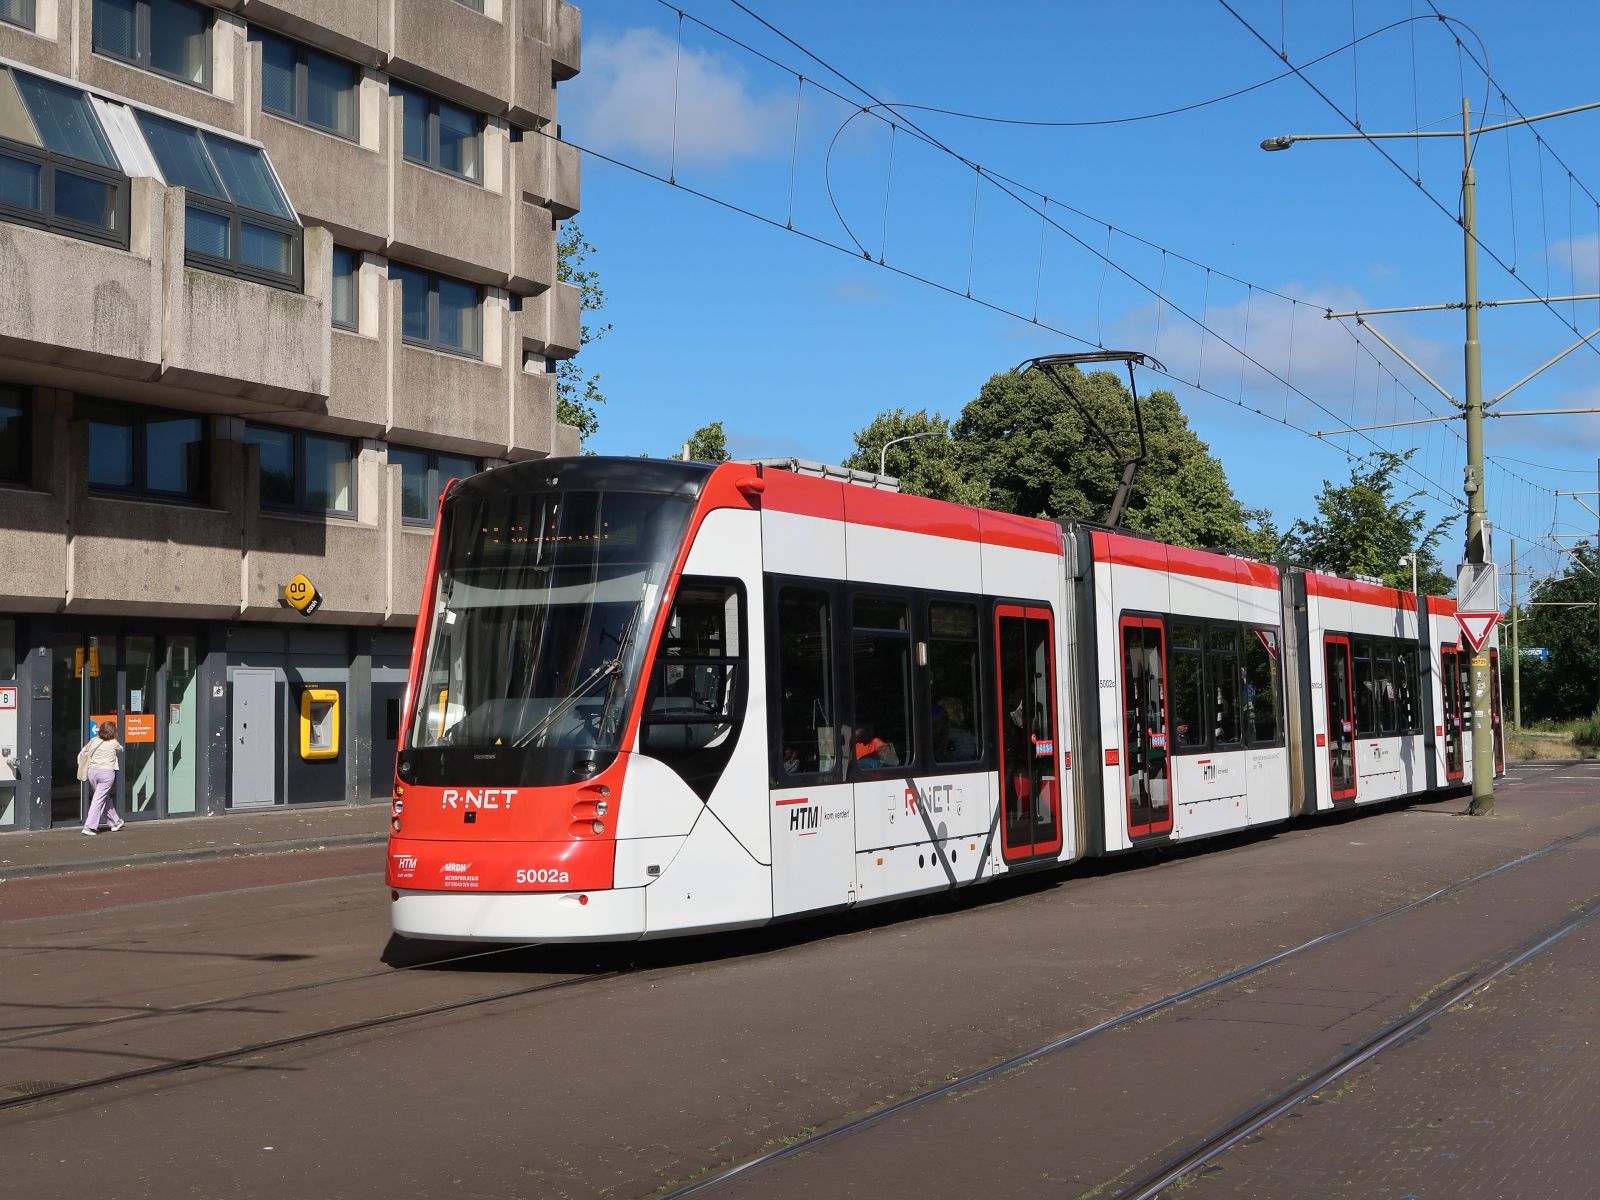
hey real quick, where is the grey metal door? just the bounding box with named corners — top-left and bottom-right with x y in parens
top-left (231, 669), bottom-right (276, 809)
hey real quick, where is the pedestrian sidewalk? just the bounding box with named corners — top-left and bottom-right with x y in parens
top-left (0, 804), bottom-right (389, 880)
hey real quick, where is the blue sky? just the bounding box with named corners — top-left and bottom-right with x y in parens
top-left (561, 1), bottom-right (1600, 583)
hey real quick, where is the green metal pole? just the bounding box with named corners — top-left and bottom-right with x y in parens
top-left (1462, 98), bottom-right (1496, 816)
top-left (1510, 539), bottom-right (1521, 731)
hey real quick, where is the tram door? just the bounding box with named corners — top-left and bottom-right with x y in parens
top-left (1324, 636), bottom-right (1356, 802)
top-left (994, 606), bottom-right (1061, 861)
top-left (1439, 645), bottom-right (1464, 781)
top-left (1490, 649), bottom-right (1504, 774)
top-left (1120, 616), bottom-right (1172, 838)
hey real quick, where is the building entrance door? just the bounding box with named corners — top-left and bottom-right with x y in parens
top-left (49, 632), bottom-right (178, 826)
top-left (50, 635), bottom-right (121, 827)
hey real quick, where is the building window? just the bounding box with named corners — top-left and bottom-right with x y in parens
top-left (452, 0), bottom-right (486, 12)
top-left (392, 83), bottom-right (481, 182)
top-left (390, 446), bottom-right (478, 524)
top-left (391, 264), bottom-right (482, 357)
top-left (135, 111), bottom-right (302, 290)
top-left (93, 0), bottom-right (211, 89)
top-left (243, 424), bottom-right (355, 515)
top-left (0, 384), bottom-right (29, 485)
top-left (331, 246), bottom-right (359, 330)
top-left (81, 398), bottom-right (206, 501)
top-left (0, 67), bottom-right (129, 247)
top-left (250, 29), bottom-right (358, 140)
top-left (1, 0), bottom-right (35, 30)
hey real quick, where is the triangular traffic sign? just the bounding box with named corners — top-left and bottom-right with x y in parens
top-left (1455, 610), bottom-right (1500, 653)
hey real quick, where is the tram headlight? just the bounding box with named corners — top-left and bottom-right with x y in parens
top-left (591, 820), bottom-right (605, 835)
top-left (595, 800), bottom-right (608, 816)
top-left (391, 817), bottom-right (402, 833)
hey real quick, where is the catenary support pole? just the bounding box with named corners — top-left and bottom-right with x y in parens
top-left (1462, 98), bottom-right (1496, 816)
top-left (1510, 540), bottom-right (1520, 730)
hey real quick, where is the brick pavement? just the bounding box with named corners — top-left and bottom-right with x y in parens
top-left (0, 802), bottom-right (388, 879)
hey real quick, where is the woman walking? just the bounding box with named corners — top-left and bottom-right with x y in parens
top-left (78, 719), bottom-right (125, 836)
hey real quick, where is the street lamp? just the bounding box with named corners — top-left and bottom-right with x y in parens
top-left (879, 430), bottom-right (945, 477)
top-left (1399, 552), bottom-right (1419, 600)
top-left (1259, 97), bottom-right (1600, 817)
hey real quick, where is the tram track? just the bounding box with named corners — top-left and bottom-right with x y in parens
top-left (0, 959), bottom-right (625, 1115)
top-left (1121, 896), bottom-right (1600, 1199)
top-left (0, 937), bottom-right (545, 1051)
top-left (661, 806), bottom-right (1600, 1199)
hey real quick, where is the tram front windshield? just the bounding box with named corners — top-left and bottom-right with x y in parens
top-left (408, 487), bottom-right (693, 781)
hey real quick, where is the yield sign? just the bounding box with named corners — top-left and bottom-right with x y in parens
top-left (1455, 610), bottom-right (1501, 652)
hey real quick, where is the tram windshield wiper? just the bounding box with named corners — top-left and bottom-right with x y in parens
top-left (512, 605), bottom-right (641, 750)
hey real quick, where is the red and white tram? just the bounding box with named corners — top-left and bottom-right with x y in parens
top-left (387, 457), bottom-right (1501, 942)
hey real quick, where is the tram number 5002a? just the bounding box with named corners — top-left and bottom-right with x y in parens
top-left (516, 868), bottom-right (572, 884)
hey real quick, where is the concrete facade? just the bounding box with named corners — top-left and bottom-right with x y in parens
top-left (0, 0), bottom-right (582, 830)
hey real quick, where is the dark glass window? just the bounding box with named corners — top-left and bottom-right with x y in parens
top-left (332, 246), bottom-right (358, 330)
top-left (1353, 641), bottom-right (1377, 736)
top-left (392, 83), bottom-right (482, 182)
top-left (0, 384), bottom-right (29, 484)
top-left (136, 111), bottom-right (301, 289)
top-left (775, 588), bottom-right (835, 778)
top-left (850, 596), bottom-right (912, 772)
top-left (1242, 627), bottom-right (1282, 745)
top-left (391, 446), bottom-right (477, 524)
top-left (1205, 626), bottom-right (1242, 746)
top-left (0, 68), bottom-right (128, 246)
top-left (243, 424), bottom-right (354, 514)
top-left (81, 398), bottom-right (205, 500)
top-left (1169, 620), bottom-right (1205, 750)
top-left (389, 264), bottom-right (481, 356)
top-left (1, 0), bottom-right (35, 30)
top-left (640, 580), bottom-right (745, 786)
top-left (93, 0), bottom-right (211, 89)
top-left (249, 29), bottom-right (358, 140)
top-left (452, 0), bottom-right (485, 11)
top-left (929, 601), bottom-right (982, 765)
top-left (1396, 645), bottom-right (1419, 734)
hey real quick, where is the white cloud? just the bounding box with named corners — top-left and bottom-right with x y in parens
top-left (568, 27), bottom-right (794, 168)
top-left (1548, 232), bottom-right (1600, 291)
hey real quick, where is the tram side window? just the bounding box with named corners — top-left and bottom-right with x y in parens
top-left (929, 601), bottom-right (982, 766)
top-left (775, 587), bottom-right (835, 776)
top-left (641, 579), bottom-right (743, 760)
top-left (1243, 627), bottom-right (1281, 745)
top-left (1169, 621), bottom-right (1206, 750)
top-left (1353, 640), bottom-right (1377, 736)
top-left (1205, 626), bottom-right (1243, 745)
top-left (1395, 645), bottom-right (1418, 733)
top-left (851, 596), bottom-right (913, 771)
top-left (1376, 644), bottom-right (1399, 734)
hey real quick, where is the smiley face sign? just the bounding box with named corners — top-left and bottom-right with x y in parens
top-left (284, 574), bottom-right (322, 616)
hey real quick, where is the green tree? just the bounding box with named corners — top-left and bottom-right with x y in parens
top-left (1515, 541), bottom-right (1600, 722)
top-left (1278, 451), bottom-right (1455, 593)
top-left (683, 421), bottom-right (730, 463)
top-left (845, 367), bottom-right (1274, 554)
top-left (555, 221), bottom-right (611, 448)
top-left (842, 409), bottom-right (983, 504)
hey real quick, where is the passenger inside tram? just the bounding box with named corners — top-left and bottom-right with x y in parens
top-left (935, 696), bottom-right (979, 761)
top-left (853, 721), bottom-right (897, 768)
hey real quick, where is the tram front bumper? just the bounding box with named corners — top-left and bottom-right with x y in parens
top-left (391, 886), bottom-right (647, 943)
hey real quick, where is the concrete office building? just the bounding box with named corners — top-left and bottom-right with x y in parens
top-left (0, 0), bottom-right (583, 830)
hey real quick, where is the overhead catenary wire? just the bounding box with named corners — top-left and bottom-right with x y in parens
top-left (601, 0), bottom-right (1559, 541)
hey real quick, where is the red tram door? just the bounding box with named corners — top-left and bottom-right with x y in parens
top-left (1120, 616), bottom-right (1172, 839)
top-left (995, 606), bottom-right (1062, 861)
top-left (1324, 635), bottom-right (1357, 802)
top-left (1440, 644), bottom-right (1464, 782)
top-left (1490, 648), bottom-right (1504, 774)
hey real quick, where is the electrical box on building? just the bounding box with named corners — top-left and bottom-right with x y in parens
top-left (300, 689), bottom-right (340, 761)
